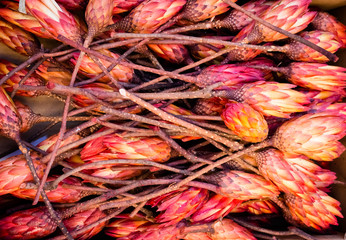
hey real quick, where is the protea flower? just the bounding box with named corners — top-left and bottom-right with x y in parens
top-left (56, 0), bottom-right (88, 10)
top-left (208, 218), bottom-right (256, 240)
top-left (105, 214), bottom-right (150, 238)
top-left (229, 81), bottom-right (311, 118)
top-left (232, 199), bottom-right (279, 215)
top-left (179, 0), bottom-right (232, 24)
top-left (0, 19), bottom-right (39, 56)
top-left (113, 0), bottom-right (187, 33)
top-left (0, 5), bottom-right (53, 39)
top-left (112, 0), bottom-right (145, 14)
top-left (0, 86), bottom-right (21, 141)
top-left (147, 187), bottom-right (209, 226)
top-left (222, 102), bottom-right (268, 143)
top-left (195, 65), bottom-right (265, 88)
top-left (11, 176), bottom-right (84, 203)
top-left (284, 31), bottom-right (342, 63)
top-left (0, 60), bottom-right (45, 97)
top-left (237, 57), bottom-right (275, 80)
top-left (0, 153), bottom-right (45, 196)
top-left (25, 0), bottom-right (84, 43)
top-left (63, 208), bottom-right (107, 240)
top-left (190, 194), bottom-right (242, 223)
top-left (272, 111), bottom-right (346, 161)
top-left (148, 44), bottom-right (190, 64)
top-left (189, 36), bottom-right (233, 64)
top-left (242, 0), bottom-right (316, 44)
top-left (125, 222), bottom-right (183, 240)
top-left (35, 60), bottom-right (72, 86)
top-left (193, 97), bottom-right (229, 116)
top-left (282, 191), bottom-right (342, 230)
top-left (278, 62), bottom-right (346, 92)
top-left (81, 131), bottom-right (171, 163)
top-left (283, 153), bottom-right (336, 189)
top-left (70, 49), bottom-right (133, 83)
top-left (311, 11), bottom-right (346, 48)
top-left (215, 170), bottom-right (280, 200)
top-left (0, 207), bottom-right (57, 240)
top-left (85, 0), bottom-right (114, 35)
top-left (37, 131), bottom-right (82, 154)
top-left (255, 148), bottom-right (317, 200)
top-left (80, 164), bottom-right (143, 180)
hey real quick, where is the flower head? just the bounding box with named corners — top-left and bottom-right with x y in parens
top-left (70, 49), bottom-right (133, 83)
top-left (0, 19), bottom-right (39, 56)
top-left (196, 65), bottom-right (265, 88)
top-left (232, 81), bottom-right (310, 118)
top-left (255, 148), bottom-right (317, 200)
top-left (285, 31), bottom-right (341, 62)
top-left (273, 111), bottom-right (346, 161)
top-left (0, 153), bottom-right (45, 196)
top-left (216, 170), bottom-right (280, 200)
top-left (0, 207), bottom-right (57, 240)
top-left (147, 187), bottom-right (209, 226)
top-left (0, 6), bottom-right (53, 38)
top-left (85, 0), bottom-right (114, 35)
top-left (148, 44), bottom-right (189, 64)
top-left (190, 194), bottom-right (242, 223)
top-left (63, 208), bottom-right (107, 240)
top-left (282, 62), bottom-right (346, 92)
top-left (311, 11), bottom-right (346, 48)
top-left (105, 214), bottom-right (150, 238)
top-left (25, 0), bottom-right (84, 43)
top-left (283, 191), bottom-right (342, 230)
top-left (209, 219), bottom-right (256, 240)
top-left (222, 102), bottom-right (268, 142)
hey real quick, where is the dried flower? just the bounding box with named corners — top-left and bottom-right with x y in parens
top-left (0, 19), bottom-right (39, 56)
top-left (311, 11), bottom-right (346, 48)
top-left (0, 60), bottom-right (44, 97)
top-left (70, 49), bottom-right (133, 83)
top-left (241, 0), bottom-right (316, 43)
top-left (63, 208), bottom-right (107, 240)
top-left (25, 0), bottom-right (84, 43)
top-left (11, 176), bottom-right (84, 203)
top-left (281, 62), bottom-right (346, 92)
top-left (190, 194), bottom-right (242, 223)
top-left (193, 97), bottom-right (229, 116)
top-left (283, 191), bottom-right (342, 230)
top-left (105, 214), bottom-right (149, 238)
top-left (216, 170), bottom-right (280, 200)
top-left (0, 153), bottom-right (45, 196)
top-left (85, 0), bottom-right (114, 35)
top-left (195, 65), bottom-right (265, 88)
top-left (35, 60), bottom-right (72, 86)
top-left (116, 0), bottom-right (187, 33)
top-left (0, 207), bottom-right (57, 240)
top-left (222, 102), bottom-right (268, 142)
top-left (148, 187), bottom-right (208, 226)
top-left (0, 6), bottom-right (53, 39)
top-left (112, 0), bottom-right (145, 14)
top-left (230, 81), bottom-right (310, 118)
top-left (273, 111), bottom-right (346, 161)
top-left (255, 148), bottom-right (317, 200)
top-left (148, 44), bottom-right (190, 64)
top-left (285, 31), bottom-right (341, 62)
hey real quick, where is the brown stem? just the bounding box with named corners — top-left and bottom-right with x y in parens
top-left (48, 208), bottom-right (125, 240)
top-left (59, 161), bottom-right (135, 185)
top-left (221, 0), bottom-right (338, 62)
top-left (17, 141), bottom-right (73, 240)
top-left (52, 159), bottom-right (192, 188)
top-left (155, 128), bottom-right (213, 164)
top-left (83, 140), bottom-right (273, 211)
top-left (119, 88), bottom-right (243, 151)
